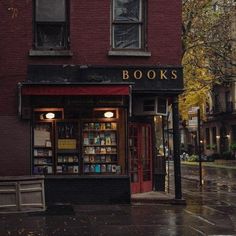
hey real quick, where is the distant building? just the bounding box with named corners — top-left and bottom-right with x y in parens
top-left (203, 2), bottom-right (236, 157)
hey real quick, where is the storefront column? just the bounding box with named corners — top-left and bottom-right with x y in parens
top-left (172, 96), bottom-right (182, 199)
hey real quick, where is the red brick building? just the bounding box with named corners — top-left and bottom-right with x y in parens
top-left (0, 0), bottom-right (183, 204)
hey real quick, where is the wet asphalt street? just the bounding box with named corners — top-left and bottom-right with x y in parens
top-left (1, 162), bottom-right (236, 236)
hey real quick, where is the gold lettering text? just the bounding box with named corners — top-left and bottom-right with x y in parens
top-left (160, 70), bottom-right (168, 80)
top-left (134, 70), bottom-right (142, 80)
top-left (171, 70), bottom-right (177, 80)
top-left (147, 70), bottom-right (156, 80)
top-left (122, 70), bottom-right (129, 80)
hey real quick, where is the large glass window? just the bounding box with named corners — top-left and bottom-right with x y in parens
top-left (112, 0), bottom-right (145, 49)
top-left (34, 0), bottom-right (69, 49)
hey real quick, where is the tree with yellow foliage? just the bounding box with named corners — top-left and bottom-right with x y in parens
top-left (180, 0), bottom-right (236, 120)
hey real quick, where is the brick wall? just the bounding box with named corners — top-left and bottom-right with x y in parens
top-left (0, 116), bottom-right (30, 176)
top-left (0, 0), bottom-right (182, 175)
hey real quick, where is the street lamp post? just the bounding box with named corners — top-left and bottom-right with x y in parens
top-left (197, 108), bottom-right (203, 187)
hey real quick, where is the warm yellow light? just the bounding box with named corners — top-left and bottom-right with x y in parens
top-left (104, 111), bottom-right (114, 118)
top-left (45, 112), bottom-right (55, 119)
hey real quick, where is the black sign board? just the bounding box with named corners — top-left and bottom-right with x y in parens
top-left (27, 65), bottom-right (183, 94)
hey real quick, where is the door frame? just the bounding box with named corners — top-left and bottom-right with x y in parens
top-left (128, 122), bottom-right (153, 194)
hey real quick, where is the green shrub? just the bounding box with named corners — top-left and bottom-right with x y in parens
top-left (188, 154), bottom-right (198, 162)
top-left (230, 143), bottom-right (236, 151)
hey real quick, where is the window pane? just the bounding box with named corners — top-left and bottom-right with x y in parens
top-left (36, 0), bottom-right (66, 22)
top-left (114, 0), bottom-right (140, 21)
top-left (37, 24), bottom-right (65, 48)
top-left (113, 24), bottom-right (140, 48)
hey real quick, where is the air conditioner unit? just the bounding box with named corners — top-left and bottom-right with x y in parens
top-left (133, 97), bottom-right (168, 116)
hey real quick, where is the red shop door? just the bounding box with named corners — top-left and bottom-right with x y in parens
top-left (129, 123), bottom-right (152, 194)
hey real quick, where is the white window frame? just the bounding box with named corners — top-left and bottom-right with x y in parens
top-left (111, 0), bottom-right (145, 50)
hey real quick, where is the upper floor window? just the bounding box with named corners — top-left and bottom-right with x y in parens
top-left (34, 0), bottom-right (69, 50)
top-left (112, 0), bottom-right (145, 50)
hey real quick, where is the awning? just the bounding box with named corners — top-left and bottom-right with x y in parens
top-left (21, 84), bottom-right (130, 96)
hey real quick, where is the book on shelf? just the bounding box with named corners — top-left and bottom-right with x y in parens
top-left (94, 123), bottom-right (100, 130)
top-left (73, 155), bottom-right (79, 162)
top-left (90, 164), bottom-right (95, 172)
top-left (107, 164), bottom-right (112, 172)
top-left (106, 147), bottom-right (112, 153)
top-left (100, 139), bottom-right (105, 145)
top-left (57, 156), bottom-right (63, 163)
top-left (33, 166), bottom-right (43, 174)
top-left (95, 147), bottom-right (100, 154)
top-left (101, 164), bottom-right (106, 172)
top-left (110, 133), bottom-right (116, 145)
top-left (100, 123), bottom-right (106, 130)
top-left (94, 135), bottom-right (100, 145)
top-left (84, 155), bottom-right (90, 162)
top-left (111, 122), bottom-right (117, 130)
top-left (95, 155), bottom-right (101, 162)
top-left (106, 155), bottom-right (111, 162)
top-left (116, 165), bottom-right (121, 174)
top-left (89, 156), bottom-right (95, 163)
top-left (68, 166), bottom-right (74, 173)
top-left (84, 123), bottom-right (89, 130)
top-left (95, 164), bottom-right (101, 173)
top-left (47, 166), bottom-right (53, 174)
top-left (73, 166), bottom-right (79, 173)
top-left (100, 147), bottom-right (106, 154)
top-left (84, 147), bottom-right (95, 154)
top-left (62, 165), bottom-right (67, 172)
top-left (112, 165), bottom-right (117, 173)
top-left (56, 166), bottom-right (62, 173)
top-left (84, 164), bottom-right (90, 173)
top-left (89, 123), bottom-right (94, 129)
top-left (105, 137), bottom-right (112, 145)
top-left (83, 138), bottom-right (89, 145)
top-left (34, 149), bottom-right (52, 157)
top-left (100, 155), bottom-right (106, 162)
top-left (105, 123), bottom-right (111, 129)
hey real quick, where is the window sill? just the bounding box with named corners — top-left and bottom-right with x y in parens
top-left (29, 50), bottom-right (73, 57)
top-left (108, 50), bottom-right (151, 57)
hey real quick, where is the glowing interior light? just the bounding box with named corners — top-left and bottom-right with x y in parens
top-left (45, 112), bottom-right (55, 119)
top-left (104, 111), bottom-right (114, 118)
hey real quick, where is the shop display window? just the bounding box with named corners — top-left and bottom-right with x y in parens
top-left (33, 121), bottom-right (54, 174)
top-left (55, 121), bottom-right (79, 174)
top-left (32, 107), bottom-right (123, 176)
top-left (82, 121), bottom-right (120, 174)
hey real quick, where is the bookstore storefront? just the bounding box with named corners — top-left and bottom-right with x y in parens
top-left (19, 65), bottom-right (183, 204)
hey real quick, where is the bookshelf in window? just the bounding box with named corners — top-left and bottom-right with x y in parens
top-left (82, 121), bottom-right (121, 174)
top-left (55, 120), bottom-right (80, 174)
top-left (33, 121), bottom-right (54, 175)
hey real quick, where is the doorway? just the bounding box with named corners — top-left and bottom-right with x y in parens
top-left (129, 123), bottom-right (152, 194)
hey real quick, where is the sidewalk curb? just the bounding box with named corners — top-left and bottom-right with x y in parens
top-left (132, 198), bottom-right (186, 205)
top-left (131, 191), bottom-right (186, 205)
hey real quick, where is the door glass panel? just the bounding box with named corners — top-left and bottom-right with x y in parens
top-left (142, 126), bottom-right (151, 181)
top-left (129, 125), bottom-right (139, 183)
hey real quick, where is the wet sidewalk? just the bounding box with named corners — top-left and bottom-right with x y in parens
top-left (180, 159), bottom-right (236, 187)
top-left (131, 191), bottom-right (186, 205)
